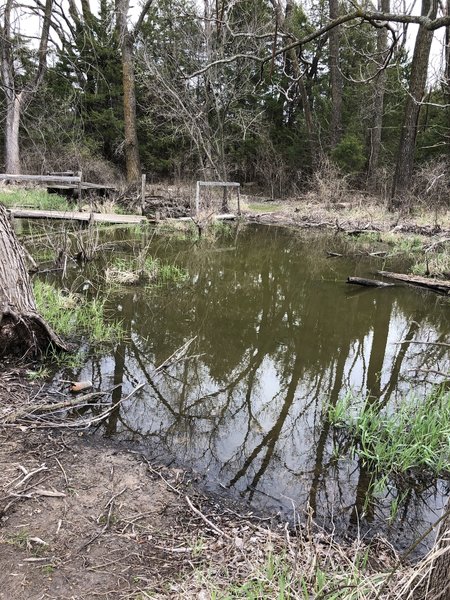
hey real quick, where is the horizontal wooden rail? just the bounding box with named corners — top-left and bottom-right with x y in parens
top-left (195, 180), bottom-right (241, 215)
top-left (0, 173), bottom-right (81, 184)
top-left (197, 181), bottom-right (240, 187)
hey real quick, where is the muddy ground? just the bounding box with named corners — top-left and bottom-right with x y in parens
top-left (0, 368), bottom-right (405, 600)
top-left (0, 367), bottom-right (316, 600)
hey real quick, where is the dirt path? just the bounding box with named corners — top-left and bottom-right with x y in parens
top-left (0, 429), bottom-right (200, 599)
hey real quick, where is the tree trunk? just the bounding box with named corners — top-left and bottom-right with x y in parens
top-left (4, 92), bottom-right (22, 174)
top-left (116, 0), bottom-right (141, 184)
top-left (425, 501), bottom-right (450, 599)
top-left (122, 35), bottom-right (141, 183)
top-left (270, 0), bottom-right (319, 168)
top-left (285, 0), bottom-right (319, 166)
top-left (0, 205), bottom-right (68, 357)
top-left (390, 0), bottom-right (438, 206)
top-left (367, 0), bottom-right (390, 188)
top-left (1, 0), bottom-right (53, 174)
top-left (329, 0), bottom-right (343, 148)
top-left (445, 0), bottom-right (450, 102)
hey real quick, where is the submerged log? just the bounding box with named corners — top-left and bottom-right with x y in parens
top-left (347, 276), bottom-right (395, 288)
top-left (377, 271), bottom-right (450, 295)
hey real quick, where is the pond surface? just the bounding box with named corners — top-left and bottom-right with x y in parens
top-left (29, 222), bottom-right (450, 554)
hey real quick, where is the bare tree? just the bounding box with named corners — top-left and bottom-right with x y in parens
top-left (115, 0), bottom-right (153, 184)
top-left (329, 0), bottom-right (343, 148)
top-left (0, 204), bottom-right (67, 357)
top-left (391, 0), bottom-right (439, 205)
top-left (139, 0), bottom-right (272, 180)
top-left (0, 0), bottom-right (53, 173)
top-left (367, 0), bottom-right (391, 187)
top-left (270, 0), bottom-right (319, 167)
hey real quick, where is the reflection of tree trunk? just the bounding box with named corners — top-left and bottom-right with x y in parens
top-left (391, 0), bottom-right (438, 206)
top-left (105, 298), bottom-right (133, 436)
top-left (382, 319), bottom-right (421, 406)
top-left (105, 343), bottom-right (126, 436)
top-left (366, 298), bottom-right (391, 400)
top-left (228, 350), bottom-right (303, 499)
top-left (309, 347), bottom-right (348, 515)
top-left (351, 298), bottom-right (391, 523)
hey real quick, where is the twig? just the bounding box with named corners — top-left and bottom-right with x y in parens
top-left (78, 487), bottom-right (127, 552)
top-left (394, 340), bottom-right (450, 347)
top-left (154, 338), bottom-right (197, 373)
top-left (12, 464), bottom-right (48, 489)
top-left (138, 454), bottom-right (181, 496)
top-left (185, 495), bottom-right (231, 539)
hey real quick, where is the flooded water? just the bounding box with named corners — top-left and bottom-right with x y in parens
top-left (26, 222), bottom-right (450, 554)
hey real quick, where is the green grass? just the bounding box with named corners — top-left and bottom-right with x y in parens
top-left (328, 388), bottom-right (450, 478)
top-left (247, 202), bottom-right (282, 213)
top-left (26, 366), bottom-right (51, 380)
top-left (0, 189), bottom-right (71, 211)
top-left (411, 252), bottom-right (450, 278)
top-left (33, 279), bottom-right (123, 345)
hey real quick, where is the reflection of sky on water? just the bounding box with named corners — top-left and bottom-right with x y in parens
top-left (58, 226), bottom-right (449, 554)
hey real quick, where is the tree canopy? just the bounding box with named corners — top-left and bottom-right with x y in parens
top-left (1, 0), bottom-right (450, 203)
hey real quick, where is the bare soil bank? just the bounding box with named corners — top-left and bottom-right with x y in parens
top-left (241, 198), bottom-right (450, 236)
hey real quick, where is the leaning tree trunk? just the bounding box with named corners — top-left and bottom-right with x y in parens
top-left (0, 205), bottom-right (68, 357)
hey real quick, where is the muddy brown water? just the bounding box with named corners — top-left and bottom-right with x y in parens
top-left (23, 221), bottom-right (450, 555)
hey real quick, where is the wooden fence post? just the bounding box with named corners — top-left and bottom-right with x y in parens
top-left (141, 174), bottom-right (146, 215)
top-left (77, 171), bottom-right (82, 210)
top-left (195, 181), bottom-right (200, 215)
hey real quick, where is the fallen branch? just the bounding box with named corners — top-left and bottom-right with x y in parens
top-left (347, 276), bottom-right (395, 288)
top-left (394, 340), bottom-right (450, 348)
top-left (3, 391), bottom-right (108, 424)
top-left (377, 271), bottom-right (450, 295)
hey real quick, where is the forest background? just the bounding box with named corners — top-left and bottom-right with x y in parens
top-left (2, 0), bottom-right (450, 210)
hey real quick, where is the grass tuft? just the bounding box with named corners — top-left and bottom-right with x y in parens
top-left (105, 255), bottom-right (187, 286)
top-left (33, 279), bottom-right (123, 344)
top-left (0, 189), bottom-right (71, 211)
top-left (328, 388), bottom-right (450, 479)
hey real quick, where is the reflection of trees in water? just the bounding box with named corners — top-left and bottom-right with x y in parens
top-left (71, 226), bottom-right (449, 544)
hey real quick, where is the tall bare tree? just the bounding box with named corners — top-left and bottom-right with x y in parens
top-left (270, 0), bottom-right (319, 167)
top-left (0, 0), bottom-right (53, 173)
top-left (391, 0), bottom-right (438, 205)
top-left (329, 0), bottom-right (343, 148)
top-left (367, 0), bottom-right (390, 187)
top-left (115, 0), bottom-right (153, 184)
